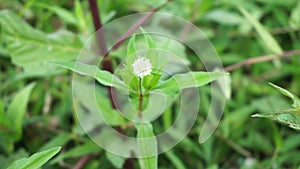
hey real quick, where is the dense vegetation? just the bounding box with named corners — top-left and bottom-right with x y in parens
top-left (0, 0), bottom-right (300, 168)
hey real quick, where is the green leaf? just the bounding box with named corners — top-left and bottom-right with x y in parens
top-left (252, 83), bottom-right (300, 130)
top-left (252, 111), bottom-right (300, 130)
top-left (237, 6), bottom-right (283, 55)
top-left (142, 72), bottom-right (161, 90)
top-left (154, 72), bottom-right (226, 94)
top-left (269, 83), bottom-right (300, 108)
top-left (7, 83), bottom-right (35, 142)
top-left (136, 123), bottom-right (158, 169)
top-left (7, 147), bottom-right (61, 169)
top-left (126, 34), bottom-right (137, 67)
top-left (54, 61), bottom-right (129, 92)
top-left (106, 152), bottom-right (126, 169)
top-left (0, 10), bottom-right (82, 76)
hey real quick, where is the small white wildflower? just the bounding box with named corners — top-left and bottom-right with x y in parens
top-left (132, 57), bottom-right (152, 78)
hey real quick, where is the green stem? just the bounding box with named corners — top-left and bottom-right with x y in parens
top-left (138, 77), bottom-right (143, 118)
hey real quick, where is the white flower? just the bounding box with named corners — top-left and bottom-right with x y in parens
top-left (132, 57), bottom-right (152, 78)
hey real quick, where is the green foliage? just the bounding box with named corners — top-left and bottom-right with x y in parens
top-left (0, 83), bottom-right (35, 153)
top-left (0, 0), bottom-right (300, 168)
top-left (237, 5), bottom-right (283, 55)
top-left (7, 147), bottom-right (61, 169)
top-left (0, 10), bottom-right (82, 77)
top-left (155, 71), bottom-right (227, 94)
top-left (54, 61), bottom-right (128, 92)
top-left (253, 83), bottom-right (300, 130)
top-left (136, 123), bottom-right (158, 169)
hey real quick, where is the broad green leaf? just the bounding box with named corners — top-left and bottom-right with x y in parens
top-left (136, 123), bottom-right (157, 169)
top-left (238, 6), bottom-right (283, 55)
top-left (106, 152), bottom-right (126, 169)
top-left (7, 83), bottom-right (35, 142)
top-left (54, 61), bottom-right (129, 92)
top-left (50, 141), bottom-right (100, 164)
top-left (154, 72), bottom-right (226, 94)
top-left (0, 10), bottom-right (82, 76)
top-left (7, 147), bottom-right (61, 169)
top-left (269, 83), bottom-right (300, 108)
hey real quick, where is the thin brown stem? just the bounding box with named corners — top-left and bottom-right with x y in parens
top-left (73, 155), bottom-right (93, 169)
top-left (224, 49), bottom-right (300, 72)
top-left (85, 1), bottom-right (171, 169)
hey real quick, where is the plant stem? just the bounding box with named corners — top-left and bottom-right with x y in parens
top-left (138, 77), bottom-right (143, 118)
top-left (224, 49), bottom-right (300, 72)
top-left (84, 1), bottom-right (134, 169)
top-left (73, 155), bottom-right (93, 169)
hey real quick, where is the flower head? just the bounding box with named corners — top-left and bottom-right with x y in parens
top-left (132, 57), bottom-right (152, 78)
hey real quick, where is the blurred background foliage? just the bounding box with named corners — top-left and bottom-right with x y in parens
top-left (0, 0), bottom-right (300, 168)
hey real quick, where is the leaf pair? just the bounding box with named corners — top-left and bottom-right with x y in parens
top-left (252, 83), bottom-right (300, 130)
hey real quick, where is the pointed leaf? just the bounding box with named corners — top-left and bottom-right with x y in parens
top-left (154, 72), bottom-right (226, 94)
top-left (126, 35), bottom-right (137, 67)
top-left (136, 123), bottom-right (158, 169)
top-left (54, 61), bottom-right (129, 92)
top-left (252, 111), bottom-right (300, 130)
top-left (7, 83), bottom-right (35, 141)
top-left (269, 83), bottom-right (300, 108)
top-left (238, 6), bottom-right (283, 55)
top-left (7, 147), bottom-right (61, 169)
